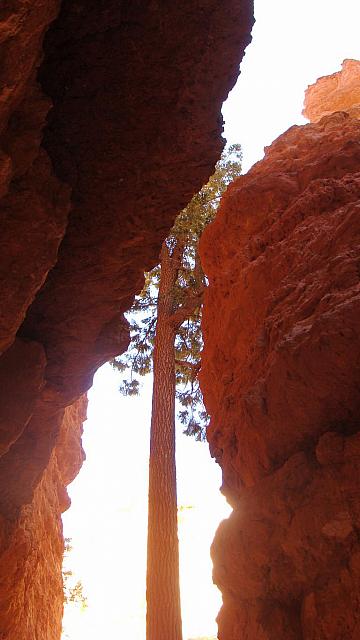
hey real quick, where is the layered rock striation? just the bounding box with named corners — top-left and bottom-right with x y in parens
top-left (201, 81), bottom-right (360, 637)
top-left (0, 1), bottom-right (254, 637)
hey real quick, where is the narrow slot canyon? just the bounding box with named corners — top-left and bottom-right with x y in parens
top-left (0, 1), bottom-right (359, 639)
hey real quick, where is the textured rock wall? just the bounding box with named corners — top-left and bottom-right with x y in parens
top-left (0, 397), bottom-right (86, 640)
top-left (303, 59), bottom-right (360, 122)
top-left (201, 107), bottom-right (360, 638)
top-left (0, 0), bottom-right (254, 636)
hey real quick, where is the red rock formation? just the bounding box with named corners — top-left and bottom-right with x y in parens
top-left (303, 59), bottom-right (360, 122)
top-left (0, 396), bottom-right (86, 640)
top-left (201, 109), bottom-right (360, 638)
top-left (0, 0), bottom-right (254, 636)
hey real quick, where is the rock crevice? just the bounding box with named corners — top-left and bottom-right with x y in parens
top-left (0, 1), bottom-right (254, 637)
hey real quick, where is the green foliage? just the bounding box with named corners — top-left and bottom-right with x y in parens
top-left (63, 537), bottom-right (87, 610)
top-left (112, 144), bottom-right (242, 440)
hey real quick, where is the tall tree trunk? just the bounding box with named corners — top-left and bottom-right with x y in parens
top-left (146, 240), bottom-right (183, 640)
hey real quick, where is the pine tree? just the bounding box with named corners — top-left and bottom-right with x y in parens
top-left (62, 538), bottom-right (87, 609)
top-left (113, 143), bottom-right (242, 438)
top-left (112, 144), bottom-right (242, 640)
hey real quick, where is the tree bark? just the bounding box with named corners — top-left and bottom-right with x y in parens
top-left (146, 240), bottom-right (183, 640)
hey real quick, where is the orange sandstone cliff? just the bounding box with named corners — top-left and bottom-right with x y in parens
top-left (0, 1), bottom-right (254, 637)
top-left (201, 68), bottom-right (360, 638)
top-left (0, 397), bottom-right (86, 640)
top-left (303, 59), bottom-right (360, 122)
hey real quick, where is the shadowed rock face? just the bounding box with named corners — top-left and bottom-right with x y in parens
top-left (200, 89), bottom-right (360, 636)
top-left (0, 1), bottom-right (253, 637)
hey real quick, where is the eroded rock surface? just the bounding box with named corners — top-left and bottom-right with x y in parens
top-left (201, 109), bottom-right (360, 638)
top-left (0, 397), bottom-right (86, 640)
top-left (303, 59), bottom-right (360, 122)
top-left (0, 0), bottom-right (254, 637)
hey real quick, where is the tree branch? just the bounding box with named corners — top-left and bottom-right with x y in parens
top-left (175, 359), bottom-right (201, 380)
top-left (128, 315), bottom-right (157, 374)
top-left (170, 288), bottom-right (204, 329)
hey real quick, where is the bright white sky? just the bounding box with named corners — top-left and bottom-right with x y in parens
top-left (62, 1), bottom-right (360, 639)
top-left (223, 0), bottom-right (360, 171)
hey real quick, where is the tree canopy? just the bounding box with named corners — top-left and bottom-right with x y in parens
top-left (112, 143), bottom-right (242, 439)
top-left (62, 537), bottom-right (87, 610)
